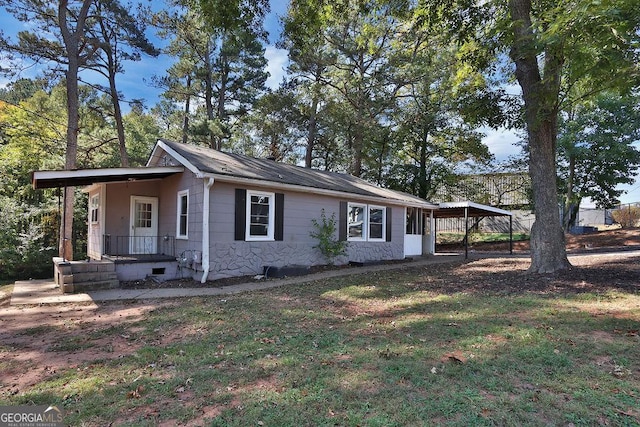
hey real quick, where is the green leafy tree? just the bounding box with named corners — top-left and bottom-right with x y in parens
top-left (239, 85), bottom-right (306, 162)
top-left (85, 0), bottom-right (159, 166)
top-left (283, 0), bottom-right (413, 177)
top-left (124, 103), bottom-right (162, 166)
top-left (0, 77), bottom-right (50, 104)
top-left (558, 93), bottom-right (640, 229)
top-left (281, 0), bottom-right (334, 168)
top-left (198, 0), bottom-right (269, 32)
top-left (0, 196), bottom-right (57, 280)
top-left (0, 0), bottom-right (98, 259)
top-left (418, 0), bottom-right (640, 273)
top-left (0, 88), bottom-right (66, 200)
top-left (0, 86), bottom-right (67, 279)
top-left (153, 1), bottom-right (268, 150)
top-left (383, 34), bottom-right (494, 199)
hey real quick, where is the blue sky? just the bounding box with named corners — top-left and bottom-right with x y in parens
top-left (1, 1), bottom-right (638, 204)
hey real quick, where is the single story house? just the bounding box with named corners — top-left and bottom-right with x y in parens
top-left (33, 139), bottom-right (439, 284)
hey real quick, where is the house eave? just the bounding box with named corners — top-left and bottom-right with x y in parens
top-left (201, 172), bottom-right (439, 209)
top-left (149, 139), bottom-right (204, 177)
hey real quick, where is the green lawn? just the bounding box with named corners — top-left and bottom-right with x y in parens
top-left (438, 232), bottom-right (529, 245)
top-left (2, 258), bottom-right (639, 426)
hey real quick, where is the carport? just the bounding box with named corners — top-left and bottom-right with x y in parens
top-left (434, 201), bottom-right (513, 258)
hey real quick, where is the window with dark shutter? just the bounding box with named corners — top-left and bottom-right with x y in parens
top-left (234, 189), bottom-right (246, 241)
top-left (386, 207), bottom-right (392, 242)
top-left (339, 201), bottom-right (347, 241)
top-left (236, 189), bottom-right (282, 241)
top-left (275, 193), bottom-right (284, 241)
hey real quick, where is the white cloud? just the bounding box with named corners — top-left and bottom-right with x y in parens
top-left (265, 46), bottom-right (289, 90)
top-left (480, 126), bottom-right (524, 163)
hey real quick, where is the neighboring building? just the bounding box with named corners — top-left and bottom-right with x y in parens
top-left (437, 172), bottom-right (531, 209)
top-left (573, 206), bottom-right (614, 228)
top-left (33, 139), bottom-right (438, 285)
top-left (434, 172), bottom-right (534, 233)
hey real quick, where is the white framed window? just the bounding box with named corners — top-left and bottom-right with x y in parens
top-left (347, 203), bottom-right (367, 241)
top-left (346, 203), bottom-right (388, 242)
top-left (368, 205), bottom-right (386, 241)
top-left (89, 194), bottom-right (99, 224)
top-left (176, 189), bottom-right (189, 239)
top-left (246, 190), bottom-right (275, 241)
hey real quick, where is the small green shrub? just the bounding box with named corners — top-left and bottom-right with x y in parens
top-left (310, 209), bottom-right (348, 265)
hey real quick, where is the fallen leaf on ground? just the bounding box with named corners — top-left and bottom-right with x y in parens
top-left (441, 350), bottom-right (467, 364)
top-left (127, 385), bottom-right (144, 399)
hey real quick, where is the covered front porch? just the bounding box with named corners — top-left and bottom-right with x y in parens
top-left (33, 166), bottom-right (185, 293)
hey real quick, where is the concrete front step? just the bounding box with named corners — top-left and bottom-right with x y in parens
top-left (70, 271), bottom-right (119, 283)
top-left (67, 261), bottom-right (116, 274)
top-left (62, 279), bottom-right (120, 293)
top-left (54, 257), bottom-right (120, 294)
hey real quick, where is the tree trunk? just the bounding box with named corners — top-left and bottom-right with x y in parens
top-left (107, 51), bottom-right (129, 167)
top-left (58, 0), bottom-right (93, 260)
top-left (352, 128), bottom-right (363, 177)
top-left (526, 122), bottom-right (570, 273)
top-left (182, 74), bottom-right (191, 144)
top-left (204, 40), bottom-right (216, 149)
top-left (216, 60), bottom-right (228, 151)
top-left (418, 127), bottom-right (429, 199)
top-left (61, 58), bottom-right (78, 259)
top-left (509, 0), bottom-right (570, 273)
top-left (562, 154), bottom-right (576, 230)
top-left (305, 93), bottom-right (318, 168)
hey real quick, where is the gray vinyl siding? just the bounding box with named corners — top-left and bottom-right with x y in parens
top-left (104, 181), bottom-right (161, 238)
top-left (210, 183), bottom-right (236, 242)
top-left (158, 171), bottom-right (204, 260)
top-left (145, 147), bottom-right (406, 280)
top-left (204, 181), bottom-right (405, 280)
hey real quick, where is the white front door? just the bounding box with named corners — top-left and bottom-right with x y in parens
top-left (130, 196), bottom-right (158, 255)
top-left (404, 207), bottom-right (423, 256)
top-left (87, 189), bottom-right (104, 260)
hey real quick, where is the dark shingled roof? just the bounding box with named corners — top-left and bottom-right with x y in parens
top-left (156, 139), bottom-right (435, 207)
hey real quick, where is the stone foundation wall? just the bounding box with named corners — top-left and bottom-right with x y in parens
top-left (206, 241), bottom-right (404, 280)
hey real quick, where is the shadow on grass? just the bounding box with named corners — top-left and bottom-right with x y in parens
top-left (3, 254), bottom-right (640, 425)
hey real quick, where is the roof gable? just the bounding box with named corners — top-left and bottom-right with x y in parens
top-left (149, 139), bottom-right (436, 208)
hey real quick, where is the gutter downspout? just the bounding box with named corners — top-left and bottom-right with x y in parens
top-left (201, 177), bottom-right (215, 283)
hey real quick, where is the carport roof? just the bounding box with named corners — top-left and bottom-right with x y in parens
top-left (435, 201), bottom-right (512, 218)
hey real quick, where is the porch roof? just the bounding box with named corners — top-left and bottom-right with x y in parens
top-left (435, 201), bottom-right (513, 218)
top-left (31, 166), bottom-right (184, 189)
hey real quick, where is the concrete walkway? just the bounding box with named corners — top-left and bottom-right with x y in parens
top-left (10, 254), bottom-right (467, 305)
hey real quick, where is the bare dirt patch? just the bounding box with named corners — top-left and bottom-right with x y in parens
top-left (440, 227), bottom-right (640, 254)
top-left (0, 301), bottom-right (174, 395)
top-left (407, 252), bottom-right (640, 295)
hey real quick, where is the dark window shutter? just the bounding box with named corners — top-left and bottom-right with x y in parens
top-left (275, 193), bottom-right (284, 241)
top-left (386, 207), bottom-right (392, 242)
top-left (234, 189), bottom-right (246, 241)
top-left (339, 201), bottom-right (347, 241)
